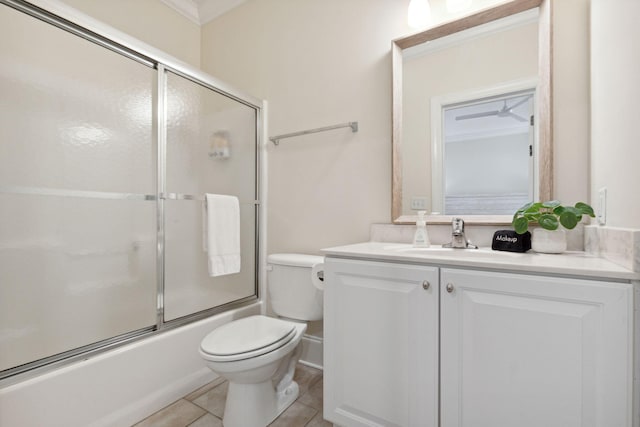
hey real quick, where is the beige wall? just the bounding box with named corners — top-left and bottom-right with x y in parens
top-left (201, 0), bottom-right (411, 255)
top-left (60, 0), bottom-right (201, 68)
top-left (591, 0), bottom-right (640, 228)
top-left (201, 0), bottom-right (592, 254)
top-left (553, 0), bottom-right (591, 206)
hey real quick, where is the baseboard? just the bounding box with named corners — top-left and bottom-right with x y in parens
top-left (299, 334), bottom-right (323, 370)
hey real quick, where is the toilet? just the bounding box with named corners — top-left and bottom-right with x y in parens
top-left (199, 254), bottom-right (324, 427)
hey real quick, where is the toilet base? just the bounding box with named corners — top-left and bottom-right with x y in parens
top-left (223, 379), bottom-right (300, 427)
top-left (200, 319), bottom-right (307, 427)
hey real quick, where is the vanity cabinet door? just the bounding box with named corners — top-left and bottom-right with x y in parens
top-left (324, 258), bottom-right (439, 427)
top-left (440, 268), bottom-right (633, 427)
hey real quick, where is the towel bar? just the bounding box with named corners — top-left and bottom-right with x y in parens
top-left (269, 121), bottom-right (358, 145)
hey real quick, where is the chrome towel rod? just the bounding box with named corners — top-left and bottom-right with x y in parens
top-left (270, 121), bottom-right (358, 145)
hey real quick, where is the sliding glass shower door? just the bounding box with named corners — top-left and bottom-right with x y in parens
top-left (163, 71), bottom-right (257, 321)
top-left (0, 4), bottom-right (157, 373)
top-left (0, 0), bottom-right (261, 380)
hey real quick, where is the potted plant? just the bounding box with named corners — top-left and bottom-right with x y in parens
top-left (512, 200), bottom-right (595, 253)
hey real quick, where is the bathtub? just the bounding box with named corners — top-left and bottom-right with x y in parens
top-left (0, 303), bottom-right (261, 427)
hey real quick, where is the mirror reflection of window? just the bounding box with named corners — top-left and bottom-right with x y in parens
top-left (442, 90), bottom-right (535, 215)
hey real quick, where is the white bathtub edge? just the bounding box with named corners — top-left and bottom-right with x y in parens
top-left (0, 303), bottom-right (261, 427)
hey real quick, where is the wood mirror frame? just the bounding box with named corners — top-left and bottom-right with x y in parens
top-left (391, 0), bottom-right (552, 225)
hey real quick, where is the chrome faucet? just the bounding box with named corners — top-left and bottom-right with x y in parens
top-left (443, 218), bottom-right (478, 249)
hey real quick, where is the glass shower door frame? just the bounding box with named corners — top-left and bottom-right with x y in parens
top-left (0, 0), bottom-right (264, 384)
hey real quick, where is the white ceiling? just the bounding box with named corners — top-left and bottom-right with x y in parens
top-left (159, 0), bottom-right (249, 25)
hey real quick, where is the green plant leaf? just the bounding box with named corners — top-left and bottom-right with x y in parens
top-left (552, 206), bottom-right (566, 215)
top-left (542, 200), bottom-right (561, 208)
top-left (575, 202), bottom-right (595, 217)
top-left (563, 206), bottom-right (580, 215)
top-left (562, 206), bottom-right (583, 226)
top-left (516, 202), bottom-right (534, 213)
top-left (538, 213), bottom-right (559, 230)
top-left (524, 212), bottom-right (540, 221)
top-left (525, 202), bottom-right (543, 213)
top-left (559, 211), bottom-right (579, 229)
top-left (513, 216), bottom-right (529, 234)
top-left (514, 200), bottom-right (594, 232)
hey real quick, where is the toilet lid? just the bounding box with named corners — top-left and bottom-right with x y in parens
top-left (200, 315), bottom-right (296, 358)
top-left (268, 253), bottom-right (324, 267)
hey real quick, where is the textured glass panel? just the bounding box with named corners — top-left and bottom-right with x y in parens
top-left (0, 194), bottom-right (157, 372)
top-left (164, 72), bottom-right (257, 320)
top-left (0, 5), bottom-right (155, 193)
top-left (164, 200), bottom-right (256, 320)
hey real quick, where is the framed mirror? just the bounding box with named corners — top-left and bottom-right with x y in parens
top-left (392, 0), bottom-right (552, 224)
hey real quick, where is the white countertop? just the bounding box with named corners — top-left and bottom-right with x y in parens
top-left (322, 242), bottom-right (640, 281)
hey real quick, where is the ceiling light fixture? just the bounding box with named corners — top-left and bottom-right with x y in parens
top-left (408, 0), bottom-right (431, 29)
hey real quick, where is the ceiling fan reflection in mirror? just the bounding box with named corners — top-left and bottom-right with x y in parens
top-left (456, 95), bottom-right (532, 122)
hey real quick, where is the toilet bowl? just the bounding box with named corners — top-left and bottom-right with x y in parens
top-left (199, 254), bottom-right (324, 427)
top-left (200, 315), bottom-right (307, 427)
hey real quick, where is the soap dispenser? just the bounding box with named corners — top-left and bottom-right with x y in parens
top-left (413, 211), bottom-right (430, 247)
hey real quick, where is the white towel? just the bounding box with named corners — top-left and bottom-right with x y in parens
top-left (203, 194), bottom-right (241, 276)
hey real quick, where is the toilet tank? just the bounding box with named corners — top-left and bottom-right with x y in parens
top-left (267, 254), bottom-right (324, 322)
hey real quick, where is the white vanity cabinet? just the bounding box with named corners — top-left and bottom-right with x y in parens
top-left (324, 256), bottom-right (635, 427)
top-left (324, 258), bottom-right (439, 427)
top-left (440, 268), bottom-right (634, 427)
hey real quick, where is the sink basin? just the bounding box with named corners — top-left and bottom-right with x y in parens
top-left (383, 244), bottom-right (524, 258)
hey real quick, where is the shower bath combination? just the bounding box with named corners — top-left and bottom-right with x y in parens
top-left (0, 0), bottom-right (265, 386)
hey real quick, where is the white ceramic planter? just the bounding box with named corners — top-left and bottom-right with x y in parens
top-left (531, 228), bottom-right (567, 254)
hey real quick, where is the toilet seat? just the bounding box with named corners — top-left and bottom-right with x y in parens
top-left (200, 315), bottom-right (297, 362)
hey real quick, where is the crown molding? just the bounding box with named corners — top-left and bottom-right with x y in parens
top-left (198, 0), bottom-right (247, 24)
top-left (160, 0), bottom-right (248, 25)
top-left (160, 0), bottom-right (200, 24)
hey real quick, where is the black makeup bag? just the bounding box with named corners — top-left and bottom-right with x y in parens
top-left (491, 230), bottom-right (531, 252)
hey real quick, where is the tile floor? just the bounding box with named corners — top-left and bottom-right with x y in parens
top-left (133, 364), bottom-right (329, 427)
